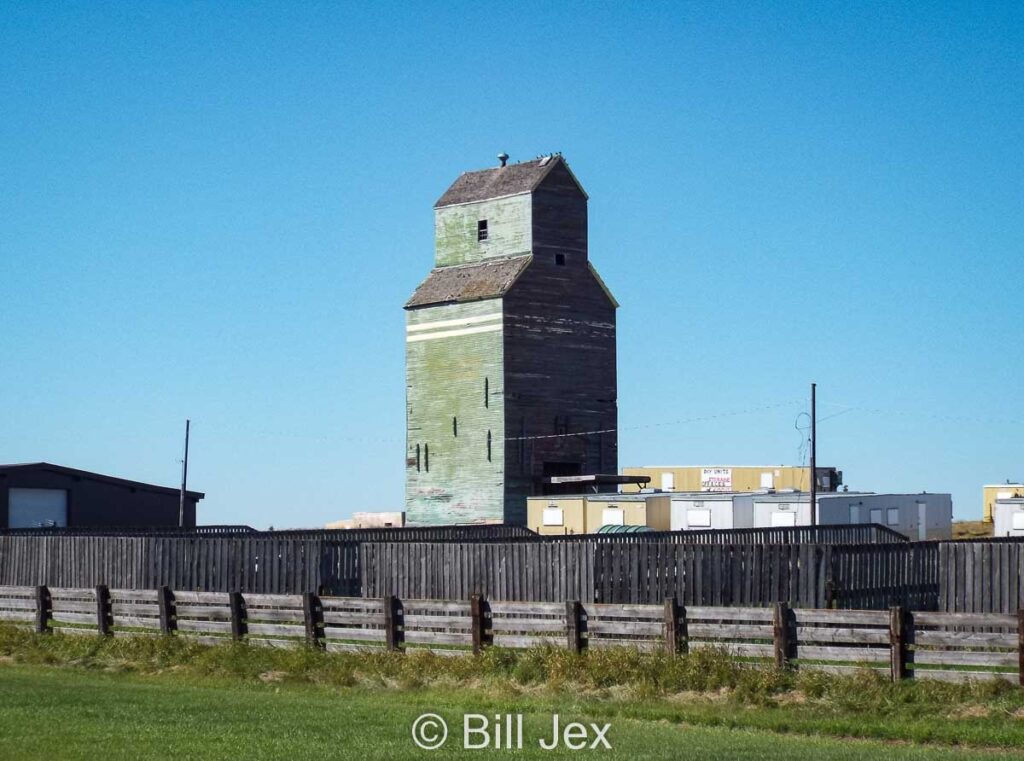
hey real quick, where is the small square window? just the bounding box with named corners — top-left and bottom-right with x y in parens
top-left (555, 253), bottom-right (565, 266)
top-left (688, 509), bottom-right (711, 528)
top-left (477, 220), bottom-right (488, 241)
top-left (887, 507), bottom-right (900, 526)
top-left (602, 508), bottom-right (624, 526)
top-left (543, 508), bottom-right (563, 527)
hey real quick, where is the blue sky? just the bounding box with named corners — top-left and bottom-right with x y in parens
top-left (1, 2), bottom-right (1021, 526)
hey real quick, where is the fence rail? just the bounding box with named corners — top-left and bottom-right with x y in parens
top-left (1, 584), bottom-right (1020, 684)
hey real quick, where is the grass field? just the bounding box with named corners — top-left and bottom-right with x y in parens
top-left (0, 665), bottom-right (1020, 760)
top-left (2, 625), bottom-right (1023, 758)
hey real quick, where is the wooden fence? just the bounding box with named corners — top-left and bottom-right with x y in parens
top-left (0, 524), bottom-right (534, 541)
top-left (0, 535), bottom-right (330, 594)
top-left (1, 584), bottom-right (1020, 685)
top-left (361, 541), bottom-right (939, 609)
top-left (3, 533), bottom-right (1021, 614)
top-left (515, 524), bottom-right (908, 545)
top-left (939, 541), bottom-right (1024, 614)
top-left (0, 527), bottom-right (529, 596)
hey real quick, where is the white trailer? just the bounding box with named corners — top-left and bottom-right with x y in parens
top-left (747, 492), bottom-right (952, 540)
top-left (993, 499), bottom-right (1024, 538)
top-left (669, 493), bottom-right (754, 531)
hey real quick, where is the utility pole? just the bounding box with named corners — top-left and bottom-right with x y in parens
top-left (809, 384), bottom-right (817, 526)
top-left (178, 419), bottom-right (190, 528)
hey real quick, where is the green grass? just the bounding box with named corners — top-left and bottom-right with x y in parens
top-left (2, 624), bottom-right (1024, 757)
top-left (1, 666), bottom-right (1019, 760)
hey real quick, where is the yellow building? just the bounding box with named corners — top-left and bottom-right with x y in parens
top-left (983, 483), bottom-right (1024, 523)
top-left (526, 494), bottom-right (671, 535)
top-left (620, 465), bottom-right (842, 494)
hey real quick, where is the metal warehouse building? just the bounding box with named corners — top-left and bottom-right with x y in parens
top-left (0, 463), bottom-right (204, 529)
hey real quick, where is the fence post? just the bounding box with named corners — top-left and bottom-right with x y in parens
top-left (229, 591), bottom-right (247, 641)
top-left (1017, 609), bottom-right (1023, 688)
top-left (772, 601), bottom-right (791, 669)
top-left (95, 584), bottom-right (112, 636)
top-left (157, 586), bottom-right (176, 635)
top-left (383, 595), bottom-right (402, 652)
top-left (470, 594), bottom-right (489, 655)
top-left (34, 585), bottom-right (51, 634)
top-left (664, 597), bottom-right (682, 655)
top-left (889, 606), bottom-right (908, 682)
top-left (566, 600), bottom-right (583, 653)
top-left (303, 591), bottom-right (324, 649)
top-left (678, 603), bottom-right (689, 654)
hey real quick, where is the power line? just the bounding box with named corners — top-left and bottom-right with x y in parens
top-left (504, 400), bottom-right (803, 442)
top-left (819, 401), bottom-right (1024, 427)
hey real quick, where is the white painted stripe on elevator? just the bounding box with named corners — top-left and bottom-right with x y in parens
top-left (405, 322), bottom-right (504, 342)
top-left (406, 312), bottom-right (503, 333)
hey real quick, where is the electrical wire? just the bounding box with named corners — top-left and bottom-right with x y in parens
top-left (504, 400), bottom-right (804, 442)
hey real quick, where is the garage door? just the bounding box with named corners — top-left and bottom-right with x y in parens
top-left (8, 488), bottom-right (68, 528)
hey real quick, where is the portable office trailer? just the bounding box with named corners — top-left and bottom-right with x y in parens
top-left (744, 491), bottom-right (951, 540)
top-left (526, 493), bottom-right (669, 535)
top-left (984, 484), bottom-right (1024, 523)
top-left (527, 496), bottom-right (588, 535)
top-left (669, 492), bottom-right (755, 531)
top-left (993, 498), bottom-right (1024, 537)
top-left (585, 494), bottom-right (670, 533)
top-left (818, 493), bottom-right (952, 540)
top-left (622, 465), bottom-right (842, 493)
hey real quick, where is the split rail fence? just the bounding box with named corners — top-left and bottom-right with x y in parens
top-left (0, 584), bottom-right (1021, 685)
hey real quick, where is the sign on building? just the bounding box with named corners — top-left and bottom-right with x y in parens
top-left (700, 467), bottom-right (732, 492)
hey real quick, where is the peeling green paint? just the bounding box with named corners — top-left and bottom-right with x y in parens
top-left (434, 195), bottom-right (532, 266)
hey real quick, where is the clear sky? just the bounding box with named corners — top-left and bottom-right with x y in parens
top-left (1, 2), bottom-right (1021, 526)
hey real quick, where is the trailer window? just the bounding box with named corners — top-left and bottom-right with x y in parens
top-left (543, 508), bottom-right (563, 526)
top-left (602, 508), bottom-right (624, 526)
top-left (687, 509), bottom-right (711, 528)
top-left (771, 511), bottom-right (796, 527)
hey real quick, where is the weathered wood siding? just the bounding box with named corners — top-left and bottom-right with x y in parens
top-left (502, 260), bottom-right (617, 524)
top-left (531, 160), bottom-right (587, 264)
top-left (434, 195), bottom-right (532, 266)
top-left (405, 299), bottom-right (506, 525)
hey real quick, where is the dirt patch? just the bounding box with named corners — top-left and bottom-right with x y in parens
top-left (258, 670), bottom-right (289, 683)
top-left (774, 690), bottom-right (808, 706)
top-left (947, 705), bottom-right (991, 720)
